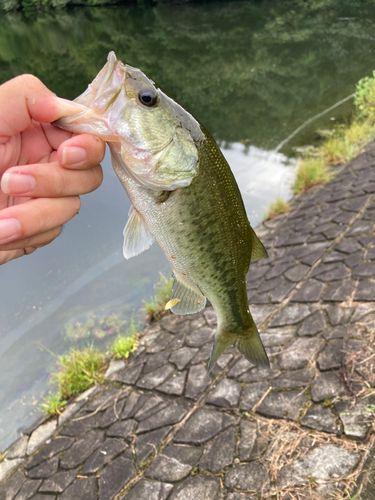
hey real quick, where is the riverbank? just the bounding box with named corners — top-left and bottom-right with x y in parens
top-left (1, 142), bottom-right (375, 499)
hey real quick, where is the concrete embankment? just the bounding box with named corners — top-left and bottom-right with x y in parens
top-left (1, 145), bottom-right (375, 499)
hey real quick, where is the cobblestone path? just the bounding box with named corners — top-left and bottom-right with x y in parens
top-left (1, 147), bottom-right (375, 500)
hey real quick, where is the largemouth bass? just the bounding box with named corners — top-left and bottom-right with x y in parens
top-left (55, 52), bottom-right (269, 371)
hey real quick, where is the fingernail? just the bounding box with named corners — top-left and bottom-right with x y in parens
top-left (55, 97), bottom-right (87, 116)
top-left (61, 146), bottom-right (87, 166)
top-left (1, 173), bottom-right (36, 195)
top-left (0, 218), bottom-right (21, 243)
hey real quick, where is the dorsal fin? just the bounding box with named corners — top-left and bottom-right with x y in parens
top-left (249, 226), bottom-right (268, 262)
top-left (170, 274), bottom-right (206, 315)
top-left (123, 206), bottom-right (154, 259)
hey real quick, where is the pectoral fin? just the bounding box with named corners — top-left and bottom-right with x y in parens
top-left (123, 206), bottom-right (154, 259)
top-left (249, 226), bottom-right (268, 262)
top-left (170, 275), bottom-right (206, 315)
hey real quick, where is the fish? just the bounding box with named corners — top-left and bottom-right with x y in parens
top-left (55, 51), bottom-right (269, 372)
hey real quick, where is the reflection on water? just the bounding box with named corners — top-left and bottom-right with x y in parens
top-left (2, 0), bottom-right (375, 449)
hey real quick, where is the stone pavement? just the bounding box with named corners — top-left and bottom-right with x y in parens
top-left (1, 146), bottom-right (375, 500)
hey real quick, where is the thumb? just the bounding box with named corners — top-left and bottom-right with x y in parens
top-left (0, 74), bottom-right (86, 138)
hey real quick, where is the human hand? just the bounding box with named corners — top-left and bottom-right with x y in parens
top-left (0, 75), bottom-right (105, 265)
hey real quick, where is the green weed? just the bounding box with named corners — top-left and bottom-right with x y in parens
top-left (292, 158), bottom-right (333, 194)
top-left (264, 198), bottom-right (290, 221)
top-left (38, 392), bottom-right (67, 417)
top-left (110, 318), bottom-right (140, 359)
top-left (144, 273), bottom-right (173, 320)
top-left (54, 346), bottom-right (106, 400)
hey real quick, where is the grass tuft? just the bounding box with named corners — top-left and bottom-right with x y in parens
top-left (292, 158), bottom-right (333, 194)
top-left (111, 318), bottom-right (140, 359)
top-left (264, 198), bottom-right (290, 221)
top-left (38, 392), bottom-right (67, 417)
top-left (144, 273), bottom-right (173, 320)
top-left (54, 346), bottom-right (106, 401)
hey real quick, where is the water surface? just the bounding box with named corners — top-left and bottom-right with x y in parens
top-left (2, 0), bottom-right (375, 449)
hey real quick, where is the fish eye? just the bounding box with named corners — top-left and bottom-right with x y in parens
top-left (138, 89), bottom-right (158, 107)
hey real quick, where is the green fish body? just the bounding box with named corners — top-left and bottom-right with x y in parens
top-left (55, 52), bottom-right (269, 371)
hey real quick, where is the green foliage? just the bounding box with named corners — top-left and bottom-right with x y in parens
top-left (264, 198), bottom-right (290, 221)
top-left (354, 70), bottom-right (375, 119)
top-left (292, 158), bottom-right (332, 194)
top-left (38, 392), bottom-right (67, 416)
top-left (110, 317), bottom-right (140, 359)
top-left (54, 346), bottom-right (106, 400)
top-left (143, 273), bottom-right (173, 320)
top-left (0, 452), bottom-right (6, 463)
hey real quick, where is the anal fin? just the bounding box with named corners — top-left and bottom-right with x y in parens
top-left (123, 206), bottom-right (154, 259)
top-left (249, 226), bottom-right (268, 262)
top-left (170, 275), bottom-right (206, 315)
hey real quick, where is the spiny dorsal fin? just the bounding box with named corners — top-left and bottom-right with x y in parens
top-left (123, 206), bottom-right (154, 259)
top-left (170, 274), bottom-right (206, 315)
top-left (249, 226), bottom-right (268, 262)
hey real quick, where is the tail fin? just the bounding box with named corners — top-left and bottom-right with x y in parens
top-left (207, 318), bottom-right (269, 373)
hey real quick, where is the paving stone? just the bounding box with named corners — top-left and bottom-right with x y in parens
top-left (336, 238), bottom-right (362, 254)
top-left (107, 419), bottom-right (137, 440)
top-left (277, 337), bottom-right (324, 370)
top-left (168, 332), bottom-right (186, 351)
top-left (147, 333), bottom-right (174, 353)
top-left (146, 444), bottom-right (202, 482)
top-left (115, 362), bottom-right (144, 385)
top-left (95, 399), bottom-right (126, 428)
top-left (317, 339), bottom-right (344, 370)
top-left (273, 368), bottom-right (314, 389)
top-left (210, 353), bottom-right (234, 377)
top-left (60, 477), bottom-right (97, 500)
top-left (250, 292), bottom-right (269, 304)
top-left (170, 475), bottom-right (221, 500)
top-left (239, 365), bottom-right (280, 383)
top-left (225, 463), bottom-right (269, 491)
top-left (316, 264), bottom-right (351, 281)
top-left (323, 250), bottom-right (345, 263)
top-left (199, 426), bottom-right (235, 473)
top-left (59, 413), bottom-right (100, 437)
top-left (257, 390), bottom-right (308, 421)
top-left (239, 420), bottom-right (268, 461)
top-left (142, 352), bottom-right (170, 375)
top-left (345, 251), bottom-right (363, 267)
top-left (291, 242), bottom-right (328, 259)
top-left (174, 408), bottom-right (235, 444)
top-left (27, 420), bottom-right (57, 456)
top-left (326, 306), bottom-right (353, 326)
top-left (258, 276), bottom-right (284, 293)
top-left (122, 393), bottom-right (146, 420)
top-left (250, 305), bottom-right (275, 324)
top-left (135, 426), bottom-right (172, 463)
top-left (240, 382), bottom-right (270, 410)
top-left (335, 397), bottom-right (375, 439)
top-left (347, 220), bottom-right (373, 235)
top-left (206, 378), bottom-right (242, 408)
top-left (136, 365), bottom-right (175, 390)
top-left (39, 469), bottom-right (78, 494)
top-left (5, 436), bottom-right (28, 460)
top-left (105, 359), bottom-right (125, 380)
top-left (156, 368), bottom-right (187, 396)
top-left (298, 310), bottom-right (326, 336)
top-left (121, 479), bottom-right (173, 500)
top-left (137, 404), bottom-right (188, 434)
top-left (185, 327), bottom-right (214, 347)
top-left (278, 444), bottom-right (361, 487)
top-left (27, 456), bottom-right (59, 479)
top-left (29, 495), bottom-right (56, 500)
top-left (185, 364), bottom-right (211, 400)
top-left (301, 405), bottom-right (338, 433)
top-left (261, 326), bottom-right (296, 347)
top-left (284, 264), bottom-right (310, 282)
top-left (0, 470), bottom-right (26, 500)
top-left (134, 396), bottom-right (167, 422)
top-left (169, 347), bottom-right (198, 370)
top-left (268, 282), bottom-right (295, 303)
top-left (311, 371), bottom-right (348, 402)
top-left (354, 280), bottom-right (375, 301)
top-left (82, 438), bottom-right (128, 474)
top-left (227, 357), bottom-right (254, 378)
top-left (265, 262), bottom-right (295, 280)
top-left (13, 480), bottom-right (42, 500)
top-left (226, 494), bottom-right (257, 500)
top-left (359, 234), bottom-right (375, 247)
top-left (60, 430), bottom-right (104, 469)
top-left (352, 263), bottom-right (375, 279)
top-left (58, 400), bottom-right (87, 427)
top-left (270, 305), bottom-right (311, 326)
top-left (99, 455), bottom-right (134, 500)
top-left (324, 281), bottom-right (355, 301)
top-left (26, 437), bottom-right (74, 470)
top-left (85, 389), bottom-right (128, 412)
top-left (290, 279), bottom-right (324, 302)
top-left (190, 343), bottom-right (212, 364)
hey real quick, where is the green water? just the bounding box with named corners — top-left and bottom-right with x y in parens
top-left (2, 0), bottom-right (375, 450)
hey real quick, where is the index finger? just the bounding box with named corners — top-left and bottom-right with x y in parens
top-left (0, 75), bottom-right (86, 139)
